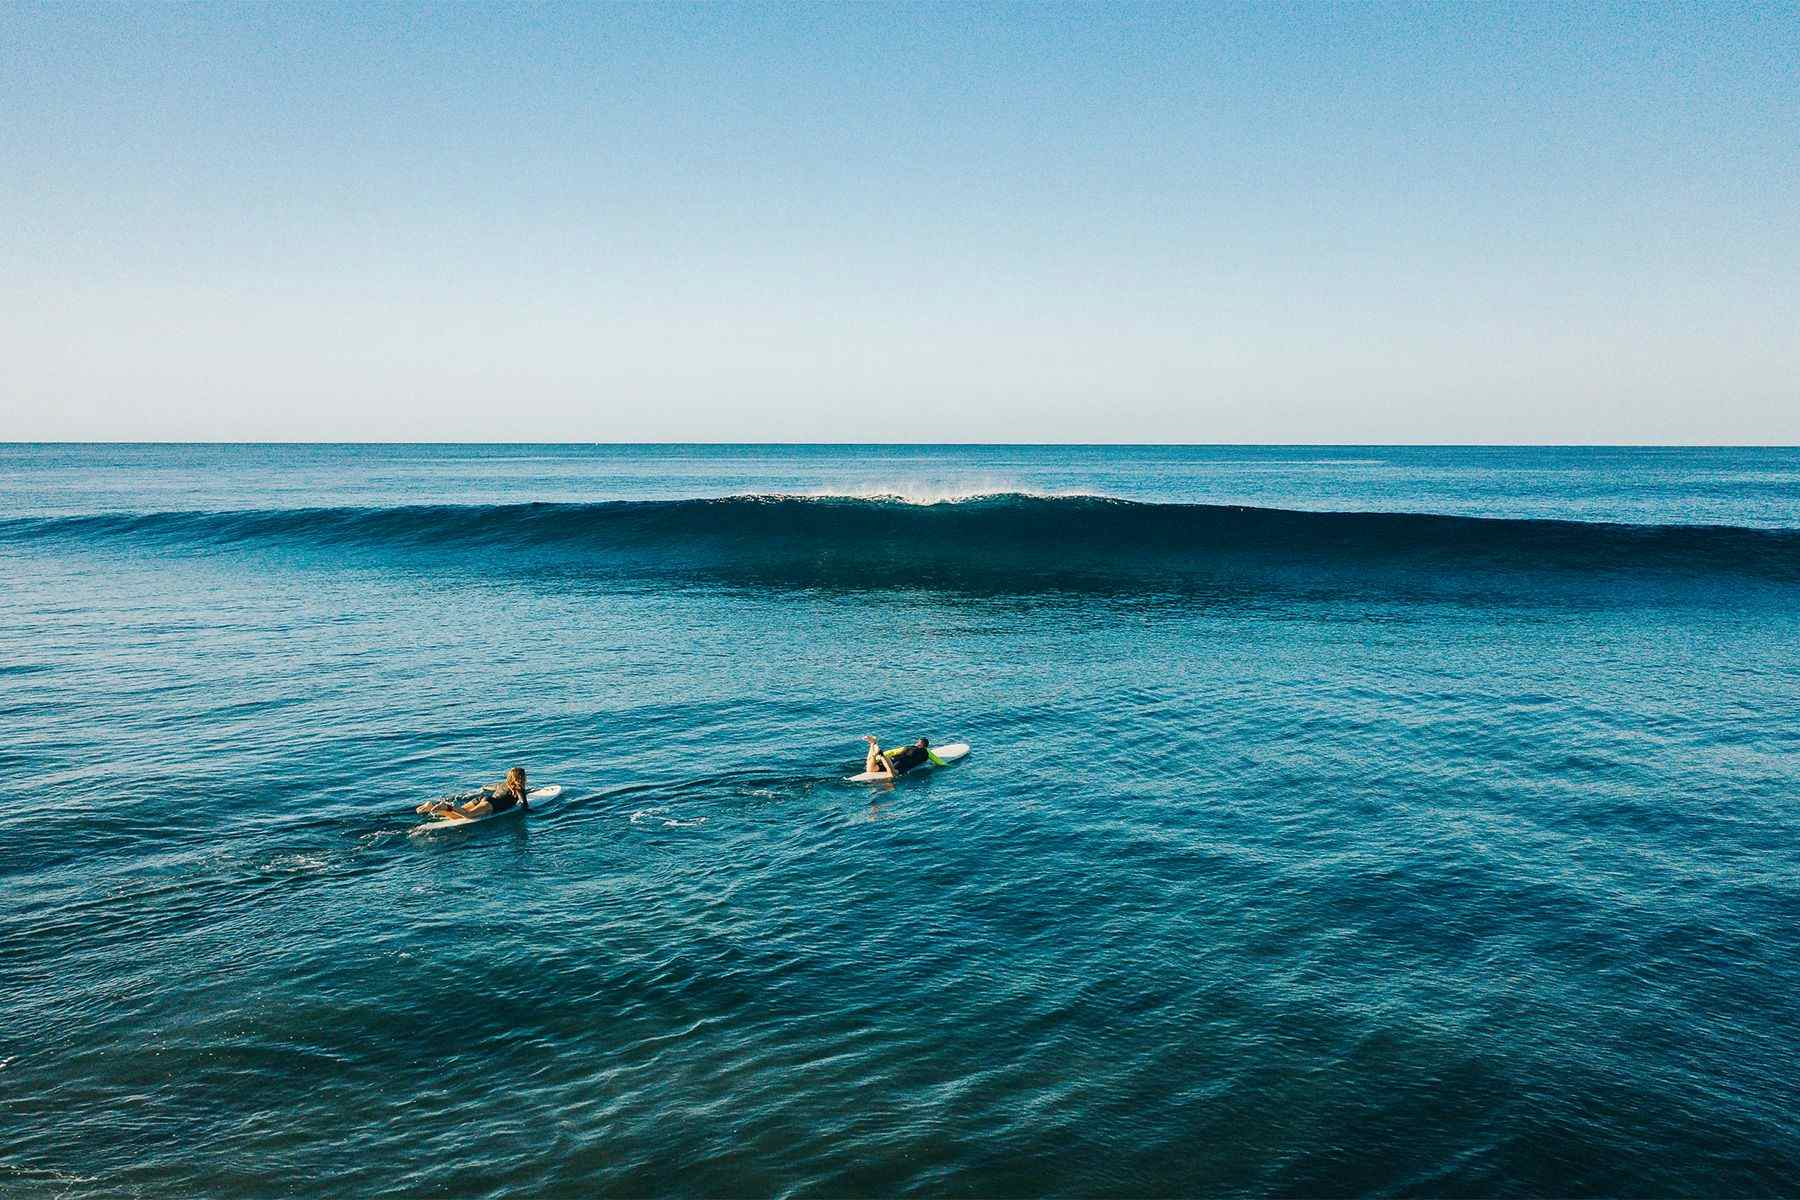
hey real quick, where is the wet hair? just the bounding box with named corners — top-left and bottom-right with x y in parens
top-left (505, 766), bottom-right (527, 789)
top-left (917, 737), bottom-right (929, 748)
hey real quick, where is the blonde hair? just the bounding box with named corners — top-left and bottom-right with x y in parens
top-left (505, 766), bottom-right (527, 789)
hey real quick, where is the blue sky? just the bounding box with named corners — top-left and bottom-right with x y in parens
top-left (2, 2), bottom-right (1794, 442)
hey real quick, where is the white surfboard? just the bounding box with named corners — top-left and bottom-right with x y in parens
top-left (410, 785), bottom-right (562, 835)
top-left (848, 742), bottom-right (969, 782)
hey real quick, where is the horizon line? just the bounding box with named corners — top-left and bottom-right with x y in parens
top-left (5, 441), bottom-right (1799, 450)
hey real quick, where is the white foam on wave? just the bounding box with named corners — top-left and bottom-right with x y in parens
top-left (782, 481), bottom-right (1119, 506)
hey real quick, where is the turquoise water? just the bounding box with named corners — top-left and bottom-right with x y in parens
top-left (4, 445), bottom-right (1799, 1197)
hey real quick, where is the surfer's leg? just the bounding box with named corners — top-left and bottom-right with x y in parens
top-left (862, 736), bottom-right (881, 774)
top-left (460, 798), bottom-right (494, 818)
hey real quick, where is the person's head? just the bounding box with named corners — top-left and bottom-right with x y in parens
top-left (916, 737), bottom-right (929, 749)
top-left (506, 766), bottom-right (527, 791)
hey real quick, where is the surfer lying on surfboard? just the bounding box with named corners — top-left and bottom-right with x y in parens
top-left (860, 736), bottom-right (944, 780)
top-left (416, 766), bottom-right (532, 819)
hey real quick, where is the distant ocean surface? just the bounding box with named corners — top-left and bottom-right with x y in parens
top-left (4, 444), bottom-right (1798, 1198)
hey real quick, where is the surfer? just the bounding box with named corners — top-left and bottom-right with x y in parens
top-left (861, 735), bottom-right (936, 780)
top-left (417, 766), bottom-right (531, 818)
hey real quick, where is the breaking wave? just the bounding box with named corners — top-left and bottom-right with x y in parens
top-left (5, 493), bottom-right (1797, 586)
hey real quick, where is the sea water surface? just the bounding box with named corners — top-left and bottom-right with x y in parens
top-left (3, 445), bottom-right (1798, 1197)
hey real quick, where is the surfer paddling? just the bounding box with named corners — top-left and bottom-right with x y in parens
top-left (417, 766), bottom-right (531, 819)
top-left (860, 736), bottom-right (942, 780)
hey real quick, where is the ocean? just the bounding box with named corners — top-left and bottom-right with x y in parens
top-left (3, 444), bottom-right (1798, 1197)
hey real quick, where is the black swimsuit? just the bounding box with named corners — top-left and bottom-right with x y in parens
top-left (886, 745), bottom-right (928, 775)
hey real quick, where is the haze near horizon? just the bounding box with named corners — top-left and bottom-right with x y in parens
top-left (2, 2), bottom-right (1795, 443)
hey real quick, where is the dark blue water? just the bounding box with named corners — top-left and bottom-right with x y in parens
top-left (4, 445), bottom-right (1798, 1197)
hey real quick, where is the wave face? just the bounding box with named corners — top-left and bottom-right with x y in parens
top-left (7, 494), bottom-right (1799, 589)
